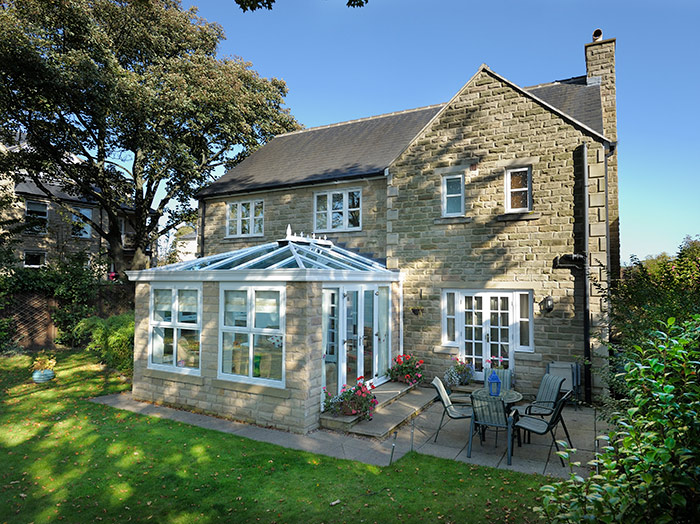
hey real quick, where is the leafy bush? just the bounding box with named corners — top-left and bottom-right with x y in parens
top-left (537, 317), bottom-right (700, 523)
top-left (75, 312), bottom-right (134, 376)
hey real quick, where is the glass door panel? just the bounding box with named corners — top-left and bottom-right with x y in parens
top-left (363, 289), bottom-right (375, 380)
top-left (463, 296), bottom-right (484, 379)
top-left (322, 289), bottom-right (339, 397)
top-left (376, 286), bottom-right (390, 382)
top-left (345, 290), bottom-right (359, 385)
top-left (488, 295), bottom-right (510, 369)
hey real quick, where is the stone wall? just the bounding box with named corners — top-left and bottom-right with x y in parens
top-left (200, 177), bottom-right (388, 262)
top-left (132, 280), bottom-right (326, 434)
top-left (386, 68), bottom-right (614, 398)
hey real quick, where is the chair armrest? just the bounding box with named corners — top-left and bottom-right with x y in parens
top-left (525, 401), bottom-right (555, 415)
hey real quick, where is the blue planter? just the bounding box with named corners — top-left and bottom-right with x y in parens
top-left (32, 369), bottom-right (55, 383)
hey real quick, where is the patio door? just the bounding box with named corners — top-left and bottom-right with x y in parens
top-left (322, 285), bottom-right (390, 400)
top-left (461, 292), bottom-right (514, 381)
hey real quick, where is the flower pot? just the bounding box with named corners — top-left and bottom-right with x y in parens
top-left (32, 369), bottom-right (55, 384)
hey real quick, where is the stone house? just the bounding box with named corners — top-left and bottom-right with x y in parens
top-left (128, 31), bottom-right (619, 433)
top-left (2, 176), bottom-right (145, 271)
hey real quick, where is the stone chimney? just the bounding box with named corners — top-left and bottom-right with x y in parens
top-left (585, 29), bottom-right (617, 142)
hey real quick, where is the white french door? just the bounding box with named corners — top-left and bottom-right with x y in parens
top-left (445, 291), bottom-right (523, 381)
top-left (322, 285), bottom-right (390, 400)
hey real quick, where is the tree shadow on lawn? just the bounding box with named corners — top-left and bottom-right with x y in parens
top-left (0, 352), bottom-right (543, 523)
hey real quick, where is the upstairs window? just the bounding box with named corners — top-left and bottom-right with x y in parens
top-left (25, 200), bottom-right (48, 235)
top-left (314, 189), bottom-right (361, 232)
top-left (71, 207), bottom-right (92, 238)
top-left (442, 174), bottom-right (465, 217)
top-left (505, 167), bottom-right (532, 213)
top-left (227, 200), bottom-right (264, 237)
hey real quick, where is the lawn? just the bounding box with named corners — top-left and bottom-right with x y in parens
top-left (1, 351), bottom-right (546, 523)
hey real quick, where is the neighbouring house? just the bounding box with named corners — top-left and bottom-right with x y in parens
top-left (127, 30), bottom-right (619, 433)
top-left (4, 178), bottom-right (146, 270)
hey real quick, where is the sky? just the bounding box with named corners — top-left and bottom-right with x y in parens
top-left (186, 0), bottom-right (699, 263)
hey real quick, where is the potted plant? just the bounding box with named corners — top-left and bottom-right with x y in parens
top-left (323, 377), bottom-right (379, 420)
top-left (31, 352), bottom-right (56, 383)
top-left (443, 356), bottom-right (474, 387)
top-left (388, 354), bottom-right (424, 385)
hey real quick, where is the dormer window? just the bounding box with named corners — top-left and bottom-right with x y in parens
top-left (505, 167), bottom-right (532, 213)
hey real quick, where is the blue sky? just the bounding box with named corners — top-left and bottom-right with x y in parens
top-left (187, 0), bottom-right (699, 263)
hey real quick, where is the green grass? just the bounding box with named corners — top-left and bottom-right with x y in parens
top-left (1, 351), bottom-right (546, 523)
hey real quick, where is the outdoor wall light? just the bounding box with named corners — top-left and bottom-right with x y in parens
top-left (539, 295), bottom-right (554, 313)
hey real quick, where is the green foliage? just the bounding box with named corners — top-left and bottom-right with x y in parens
top-left (611, 237), bottom-right (700, 345)
top-left (536, 317), bottom-right (700, 523)
top-left (75, 312), bottom-right (134, 375)
top-left (0, 0), bottom-right (299, 272)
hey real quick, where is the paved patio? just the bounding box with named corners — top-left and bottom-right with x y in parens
top-left (92, 391), bottom-right (611, 479)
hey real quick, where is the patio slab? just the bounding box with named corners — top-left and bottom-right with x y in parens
top-left (91, 391), bottom-right (605, 479)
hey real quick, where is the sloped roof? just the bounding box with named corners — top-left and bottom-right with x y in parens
top-left (196, 104), bottom-right (444, 198)
top-left (199, 70), bottom-right (606, 199)
top-left (15, 179), bottom-right (95, 205)
top-left (525, 76), bottom-right (603, 135)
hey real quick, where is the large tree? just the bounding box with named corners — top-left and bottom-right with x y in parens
top-left (0, 0), bottom-right (299, 272)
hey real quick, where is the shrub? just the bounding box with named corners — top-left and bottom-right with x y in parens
top-left (76, 312), bottom-right (134, 376)
top-left (536, 316), bottom-right (700, 523)
top-left (388, 354), bottom-right (424, 385)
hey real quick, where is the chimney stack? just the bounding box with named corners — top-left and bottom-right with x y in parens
top-left (585, 30), bottom-right (616, 142)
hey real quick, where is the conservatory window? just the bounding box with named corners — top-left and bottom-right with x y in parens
top-left (226, 200), bottom-right (264, 237)
top-left (149, 285), bottom-right (202, 373)
top-left (314, 189), bottom-right (361, 232)
top-left (219, 285), bottom-right (285, 386)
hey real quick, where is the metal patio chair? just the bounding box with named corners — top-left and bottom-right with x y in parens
top-left (515, 390), bottom-right (573, 467)
top-left (431, 377), bottom-right (473, 442)
top-left (467, 395), bottom-right (519, 465)
top-left (522, 374), bottom-right (566, 417)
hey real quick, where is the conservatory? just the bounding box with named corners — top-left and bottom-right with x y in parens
top-left (126, 229), bottom-right (402, 433)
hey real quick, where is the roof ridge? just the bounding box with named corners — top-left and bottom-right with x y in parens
top-left (277, 103), bottom-right (447, 137)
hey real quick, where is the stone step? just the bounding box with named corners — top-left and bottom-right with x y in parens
top-left (348, 386), bottom-right (436, 440)
top-left (319, 381), bottom-right (433, 434)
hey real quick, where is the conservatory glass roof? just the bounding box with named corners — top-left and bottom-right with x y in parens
top-left (152, 229), bottom-right (392, 274)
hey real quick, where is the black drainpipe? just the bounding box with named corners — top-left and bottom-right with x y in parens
top-left (582, 142), bottom-right (592, 404)
top-left (199, 200), bottom-right (206, 258)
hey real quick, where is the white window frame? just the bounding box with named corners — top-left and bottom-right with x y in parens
top-left (71, 206), bottom-right (92, 238)
top-left (25, 200), bottom-right (48, 235)
top-left (505, 166), bottom-right (532, 213)
top-left (441, 174), bottom-right (465, 217)
top-left (148, 283), bottom-right (203, 376)
top-left (23, 251), bottom-right (46, 268)
top-left (441, 289), bottom-right (534, 352)
top-left (218, 283), bottom-right (286, 388)
top-left (226, 199), bottom-right (264, 238)
top-left (313, 189), bottom-right (362, 232)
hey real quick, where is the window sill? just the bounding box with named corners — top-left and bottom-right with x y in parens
top-left (212, 378), bottom-right (290, 398)
top-left (434, 216), bottom-right (473, 225)
top-left (144, 368), bottom-right (204, 385)
top-left (496, 212), bottom-right (541, 222)
top-left (314, 229), bottom-right (362, 234)
top-left (224, 234), bottom-right (264, 240)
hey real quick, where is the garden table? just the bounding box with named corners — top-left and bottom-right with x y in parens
top-left (471, 387), bottom-right (523, 409)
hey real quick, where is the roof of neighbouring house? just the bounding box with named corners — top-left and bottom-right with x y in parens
top-left (198, 69), bottom-right (605, 199)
